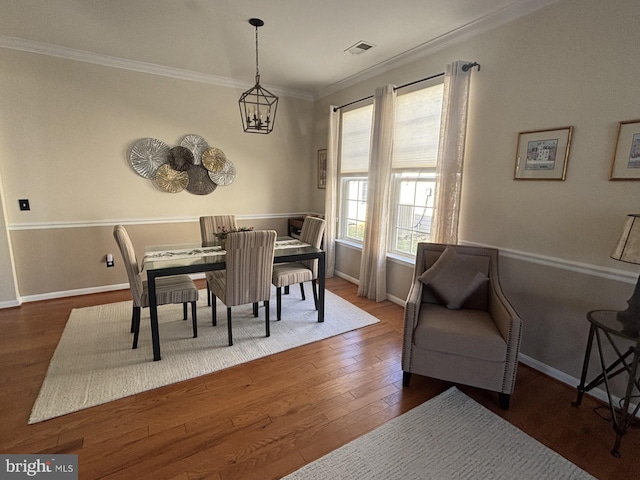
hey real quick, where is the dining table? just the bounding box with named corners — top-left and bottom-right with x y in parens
top-left (142, 237), bottom-right (326, 361)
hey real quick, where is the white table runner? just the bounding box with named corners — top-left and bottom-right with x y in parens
top-left (143, 238), bottom-right (311, 265)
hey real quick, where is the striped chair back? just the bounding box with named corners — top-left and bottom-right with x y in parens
top-left (224, 230), bottom-right (277, 307)
top-left (113, 225), bottom-right (144, 307)
top-left (299, 217), bottom-right (326, 277)
top-left (199, 215), bottom-right (238, 246)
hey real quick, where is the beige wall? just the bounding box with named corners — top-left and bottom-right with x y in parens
top-left (0, 49), bottom-right (314, 298)
top-left (314, 0), bottom-right (640, 389)
top-left (0, 174), bottom-right (18, 306)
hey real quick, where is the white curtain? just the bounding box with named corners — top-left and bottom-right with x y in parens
top-left (431, 61), bottom-right (472, 244)
top-left (357, 85), bottom-right (396, 301)
top-left (324, 105), bottom-right (340, 278)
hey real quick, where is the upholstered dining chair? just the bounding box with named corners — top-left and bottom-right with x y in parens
top-left (207, 230), bottom-right (277, 346)
top-left (199, 215), bottom-right (238, 305)
top-left (271, 216), bottom-right (326, 321)
top-left (199, 215), bottom-right (238, 247)
top-left (402, 243), bottom-right (522, 410)
top-left (113, 225), bottom-right (199, 349)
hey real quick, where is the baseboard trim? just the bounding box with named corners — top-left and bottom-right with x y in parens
top-left (518, 353), bottom-right (639, 416)
top-left (0, 299), bottom-right (21, 309)
top-left (16, 273), bottom-right (207, 304)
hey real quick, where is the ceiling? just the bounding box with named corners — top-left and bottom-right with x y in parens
top-left (0, 0), bottom-right (559, 99)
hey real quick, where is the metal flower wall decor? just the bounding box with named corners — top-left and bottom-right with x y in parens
top-left (128, 134), bottom-right (236, 195)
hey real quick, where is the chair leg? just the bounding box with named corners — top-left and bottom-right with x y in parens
top-left (253, 302), bottom-right (258, 317)
top-left (211, 295), bottom-right (217, 326)
top-left (402, 371), bottom-right (412, 388)
top-left (284, 285), bottom-right (289, 295)
top-left (130, 309), bottom-right (135, 333)
top-left (276, 287), bottom-right (282, 321)
top-left (191, 301), bottom-right (197, 338)
top-left (132, 307), bottom-right (141, 349)
top-left (227, 307), bottom-right (233, 346)
top-left (183, 302), bottom-right (188, 320)
top-left (265, 300), bottom-right (270, 337)
top-left (299, 283), bottom-right (306, 300)
top-left (499, 393), bottom-right (510, 410)
top-left (207, 282), bottom-right (211, 306)
top-left (311, 280), bottom-right (318, 310)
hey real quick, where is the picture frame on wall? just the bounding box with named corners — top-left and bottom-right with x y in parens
top-left (514, 126), bottom-right (573, 180)
top-left (317, 149), bottom-right (327, 189)
top-left (609, 119), bottom-right (640, 180)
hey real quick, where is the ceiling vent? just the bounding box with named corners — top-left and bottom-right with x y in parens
top-left (345, 41), bottom-right (376, 55)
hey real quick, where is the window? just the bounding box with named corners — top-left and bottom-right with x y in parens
top-left (338, 104), bottom-right (372, 242)
top-left (337, 81), bottom-right (444, 257)
top-left (390, 172), bottom-right (435, 254)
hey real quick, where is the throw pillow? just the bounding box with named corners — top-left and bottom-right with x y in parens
top-left (418, 246), bottom-right (488, 309)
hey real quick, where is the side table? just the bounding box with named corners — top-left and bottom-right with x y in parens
top-left (572, 309), bottom-right (640, 457)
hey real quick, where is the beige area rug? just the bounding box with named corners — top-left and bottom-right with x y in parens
top-left (283, 387), bottom-right (595, 480)
top-left (29, 288), bottom-right (379, 424)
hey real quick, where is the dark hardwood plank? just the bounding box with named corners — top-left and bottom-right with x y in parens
top-left (0, 277), bottom-right (638, 479)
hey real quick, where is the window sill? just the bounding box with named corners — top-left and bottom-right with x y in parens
top-left (334, 238), bottom-right (416, 266)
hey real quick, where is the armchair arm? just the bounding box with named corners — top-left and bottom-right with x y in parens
top-left (402, 279), bottom-right (424, 370)
top-left (488, 278), bottom-right (522, 394)
top-left (404, 278), bottom-right (424, 330)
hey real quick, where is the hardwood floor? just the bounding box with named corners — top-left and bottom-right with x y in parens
top-left (0, 277), bottom-right (638, 479)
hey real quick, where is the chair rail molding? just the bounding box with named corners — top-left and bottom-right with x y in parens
top-left (7, 213), bottom-right (315, 231)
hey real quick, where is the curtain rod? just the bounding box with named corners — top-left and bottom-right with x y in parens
top-left (332, 61), bottom-right (480, 112)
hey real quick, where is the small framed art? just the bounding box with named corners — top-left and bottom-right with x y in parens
top-left (514, 126), bottom-right (573, 180)
top-left (317, 149), bottom-right (327, 189)
top-left (609, 119), bottom-right (640, 180)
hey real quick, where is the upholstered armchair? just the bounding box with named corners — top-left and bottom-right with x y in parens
top-left (113, 225), bottom-right (199, 349)
top-left (208, 230), bottom-right (277, 346)
top-left (402, 243), bottom-right (522, 409)
top-left (272, 216), bottom-right (326, 320)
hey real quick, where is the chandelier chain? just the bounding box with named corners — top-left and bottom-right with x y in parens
top-left (254, 24), bottom-right (260, 81)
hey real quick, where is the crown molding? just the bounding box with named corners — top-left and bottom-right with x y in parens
top-left (313, 0), bottom-right (561, 99)
top-left (0, 35), bottom-right (313, 101)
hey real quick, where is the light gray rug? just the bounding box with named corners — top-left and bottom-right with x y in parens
top-left (283, 387), bottom-right (595, 480)
top-left (29, 288), bottom-right (378, 424)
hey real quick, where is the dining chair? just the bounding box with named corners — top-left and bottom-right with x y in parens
top-left (199, 215), bottom-right (238, 247)
top-left (207, 230), bottom-right (277, 346)
top-left (113, 225), bottom-right (199, 349)
top-left (200, 215), bottom-right (238, 306)
top-left (272, 216), bottom-right (326, 321)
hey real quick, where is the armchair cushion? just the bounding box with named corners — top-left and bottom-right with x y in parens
top-left (418, 246), bottom-right (488, 309)
top-left (413, 304), bottom-right (507, 362)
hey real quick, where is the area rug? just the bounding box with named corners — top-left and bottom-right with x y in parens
top-left (29, 288), bottom-right (378, 424)
top-left (283, 387), bottom-right (595, 480)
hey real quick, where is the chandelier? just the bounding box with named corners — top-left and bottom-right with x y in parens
top-left (238, 18), bottom-right (278, 134)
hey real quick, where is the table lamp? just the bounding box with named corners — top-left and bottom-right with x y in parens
top-left (611, 214), bottom-right (640, 335)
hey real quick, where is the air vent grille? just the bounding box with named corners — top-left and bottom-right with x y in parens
top-left (345, 41), bottom-right (376, 55)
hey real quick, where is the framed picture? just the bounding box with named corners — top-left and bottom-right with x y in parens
top-left (317, 149), bottom-right (327, 189)
top-left (514, 126), bottom-right (573, 180)
top-left (609, 119), bottom-right (640, 180)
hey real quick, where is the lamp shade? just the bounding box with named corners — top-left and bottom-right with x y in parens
top-left (611, 214), bottom-right (640, 265)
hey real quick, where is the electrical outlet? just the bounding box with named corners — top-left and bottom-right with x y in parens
top-left (106, 253), bottom-right (114, 267)
top-left (18, 199), bottom-right (30, 211)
